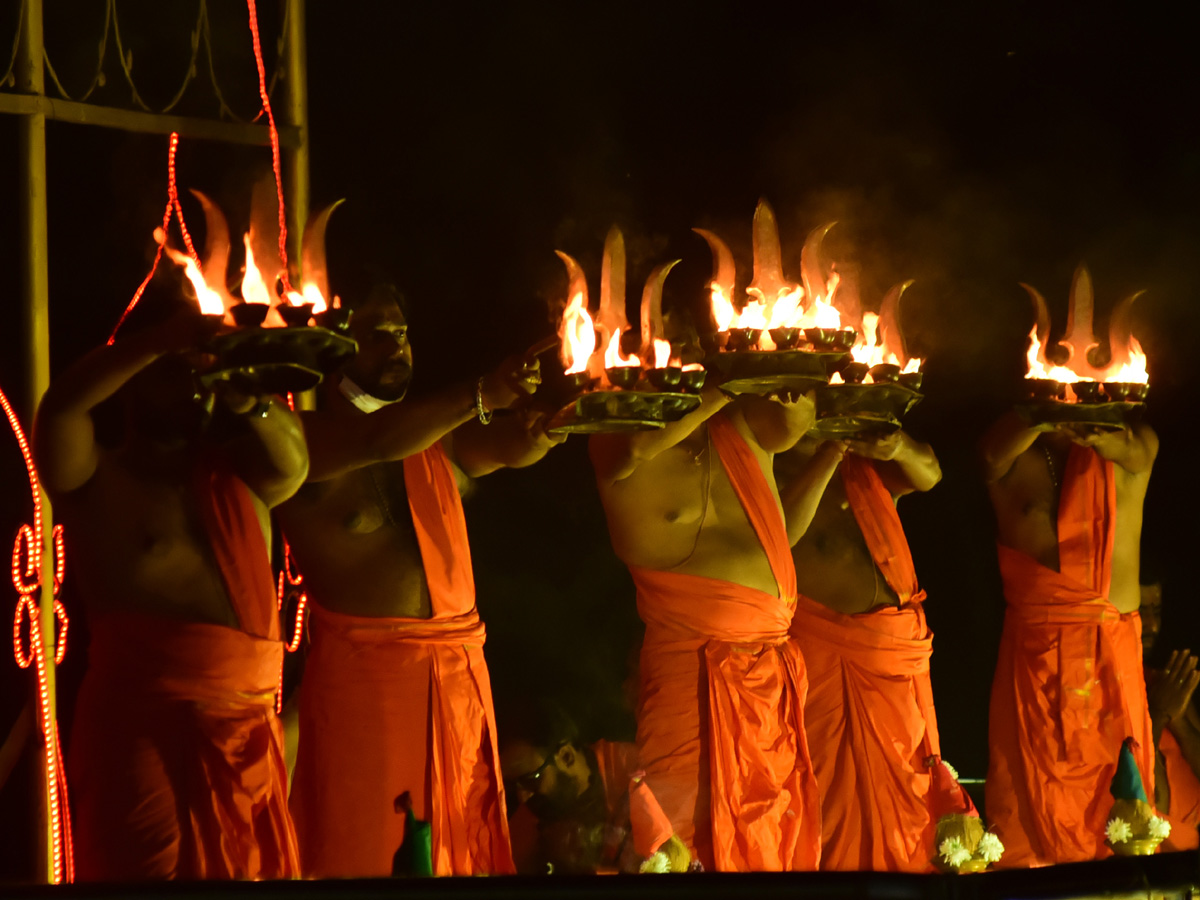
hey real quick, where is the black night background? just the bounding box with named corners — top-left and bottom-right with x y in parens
top-left (1, 0), bottom-right (1199, 880)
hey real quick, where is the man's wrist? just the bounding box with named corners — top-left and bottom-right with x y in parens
top-left (475, 377), bottom-right (493, 425)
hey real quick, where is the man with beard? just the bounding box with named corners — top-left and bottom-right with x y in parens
top-left (590, 384), bottom-right (820, 872)
top-left (774, 428), bottom-right (944, 872)
top-left (34, 305), bottom-right (307, 880)
top-left (981, 413), bottom-right (1157, 866)
top-left (1139, 563), bottom-right (1200, 851)
top-left (278, 283), bottom-right (561, 877)
top-left (498, 705), bottom-right (685, 874)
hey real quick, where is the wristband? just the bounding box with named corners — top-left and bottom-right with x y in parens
top-left (475, 378), bottom-right (493, 425)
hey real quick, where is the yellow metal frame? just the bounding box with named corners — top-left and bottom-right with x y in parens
top-left (0, 0), bottom-right (309, 882)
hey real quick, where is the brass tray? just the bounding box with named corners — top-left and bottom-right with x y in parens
top-left (812, 382), bottom-right (923, 439)
top-left (200, 362), bottom-right (325, 396)
top-left (705, 349), bottom-right (847, 396)
top-left (1017, 400), bottom-right (1144, 430)
top-left (206, 326), bottom-right (358, 374)
top-left (547, 390), bottom-right (700, 435)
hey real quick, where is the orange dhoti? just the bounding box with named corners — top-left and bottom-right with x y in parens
top-left (1160, 729), bottom-right (1200, 852)
top-left (288, 443), bottom-right (513, 877)
top-left (629, 414), bottom-right (821, 872)
top-left (791, 456), bottom-right (939, 872)
top-left (68, 468), bottom-right (299, 881)
top-left (986, 446), bottom-right (1153, 867)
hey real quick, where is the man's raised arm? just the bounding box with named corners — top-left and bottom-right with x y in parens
top-left (979, 409), bottom-right (1052, 485)
top-left (779, 440), bottom-right (846, 546)
top-left (211, 391), bottom-right (310, 508)
top-left (847, 431), bottom-right (942, 497)
top-left (1069, 421), bottom-right (1158, 476)
top-left (589, 383), bottom-right (731, 486)
top-left (303, 356), bottom-right (539, 483)
top-left (739, 391), bottom-right (817, 455)
top-left (33, 314), bottom-right (220, 495)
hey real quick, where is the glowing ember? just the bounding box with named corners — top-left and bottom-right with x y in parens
top-left (604, 330), bottom-right (641, 369)
top-left (561, 292), bottom-right (596, 375)
top-left (652, 339), bottom-right (672, 369)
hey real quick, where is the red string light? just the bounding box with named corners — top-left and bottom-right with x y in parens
top-left (245, 0), bottom-right (291, 293)
top-left (2, 384), bottom-right (72, 882)
top-left (108, 132), bottom-right (200, 345)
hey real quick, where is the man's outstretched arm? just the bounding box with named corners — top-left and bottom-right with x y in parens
top-left (448, 406), bottom-right (567, 478)
top-left (303, 355), bottom-right (539, 482)
top-left (33, 314), bottom-right (221, 495)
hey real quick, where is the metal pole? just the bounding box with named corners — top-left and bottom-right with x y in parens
top-left (15, 0), bottom-right (56, 883)
top-left (283, 0), bottom-right (316, 412)
top-left (283, 0), bottom-right (309, 270)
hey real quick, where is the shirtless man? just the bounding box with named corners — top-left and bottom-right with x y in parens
top-left (34, 308), bottom-right (307, 880)
top-left (590, 385), bottom-right (820, 871)
top-left (981, 413), bottom-right (1157, 866)
top-left (277, 283), bottom-right (561, 878)
top-left (1140, 565), bottom-right (1200, 851)
top-left (775, 429), bottom-right (944, 872)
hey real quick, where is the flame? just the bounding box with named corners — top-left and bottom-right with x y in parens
top-left (652, 339), bottom-right (672, 369)
top-left (830, 371), bottom-right (845, 384)
top-left (712, 271), bottom-right (845, 348)
top-left (284, 282), bottom-right (329, 315)
top-left (163, 242), bottom-right (226, 317)
top-left (681, 362), bottom-right (704, 372)
top-left (561, 291), bottom-right (596, 374)
top-left (241, 235), bottom-right (273, 306)
top-left (1110, 337), bottom-right (1148, 383)
top-left (846, 310), bottom-right (924, 372)
top-left (604, 330), bottom-right (640, 368)
top-left (1022, 325), bottom-right (1087, 384)
top-left (710, 283), bottom-right (736, 331)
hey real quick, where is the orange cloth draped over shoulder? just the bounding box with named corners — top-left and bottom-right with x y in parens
top-left (68, 465), bottom-right (299, 881)
top-left (289, 443), bottom-right (513, 877)
top-left (1160, 729), bottom-right (1200, 851)
top-left (628, 413), bottom-right (821, 872)
top-left (789, 454), bottom-right (939, 872)
top-left (986, 445), bottom-right (1153, 867)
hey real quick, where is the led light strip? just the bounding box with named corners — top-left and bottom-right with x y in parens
top-left (108, 132), bottom-right (197, 345)
top-left (245, 0), bottom-right (292, 294)
top-left (1, 386), bottom-right (72, 883)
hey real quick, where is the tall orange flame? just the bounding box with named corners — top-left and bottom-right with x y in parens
top-left (241, 235), bottom-right (273, 306)
top-left (561, 292), bottom-right (596, 375)
top-left (604, 330), bottom-right (640, 368)
top-left (164, 244), bottom-right (227, 318)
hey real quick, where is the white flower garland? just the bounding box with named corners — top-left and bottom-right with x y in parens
top-left (939, 837), bottom-right (972, 868)
top-left (639, 851), bottom-right (671, 874)
top-left (976, 832), bottom-right (1005, 863)
top-left (1105, 818), bottom-right (1134, 844)
top-left (1147, 816), bottom-right (1172, 841)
